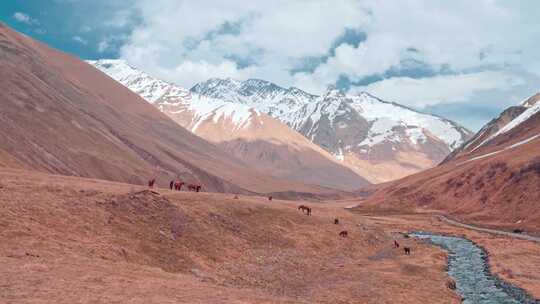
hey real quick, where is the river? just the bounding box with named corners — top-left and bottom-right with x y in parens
top-left (412, 232), bottom-right (539, 303)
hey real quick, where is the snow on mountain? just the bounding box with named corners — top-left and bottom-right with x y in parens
top-left (488, 93), bottom-right (540, 139)
top-left (443, 92), bottom-right (540, 164)
top-left (192, 79), bottom-right (470, 151)
top-left (89, 59), bottom-right (369, 190)
top-left (478, 101), bottom-right (540, 148)
top-left (89, 59), bottom-right (259, 133)
top-left (90, 59), bottom-right (472, 183)
top-left (191, 79), bottom-right (472, 182)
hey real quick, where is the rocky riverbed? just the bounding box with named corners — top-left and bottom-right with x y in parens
top-left (412, 232), bottom-right (540, 304)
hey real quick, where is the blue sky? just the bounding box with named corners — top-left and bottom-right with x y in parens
top-left (2, 1), bottom-right (540, 131)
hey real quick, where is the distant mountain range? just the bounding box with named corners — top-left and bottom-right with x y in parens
top-left (90, 59), bottom-right (472, 184)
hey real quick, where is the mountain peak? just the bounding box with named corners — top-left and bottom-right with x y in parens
top-left (521, 92), bottom-right (540, 108)
top-left (90, 59), bottom-right (472, 183)
top-left (322, 85), bottom-right (345, 99)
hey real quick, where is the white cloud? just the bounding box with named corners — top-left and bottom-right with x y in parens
top-left (112, 0), bottom-right (540, 127)
top-left (13, 12), bottom-right (38, 25)
top-left (98, 39), bottom-right (110, 53)
top-left (351, 71), bottom-right (526, 108)
top-left (73, 36), bottom-right (87, 45)
top-left (119, 0), bottom-right (369, 88)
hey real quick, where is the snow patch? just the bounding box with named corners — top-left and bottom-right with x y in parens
top-left (461, 133), bottom-right (540, 164)
top-left (473, 102), bottom-right (540, 151)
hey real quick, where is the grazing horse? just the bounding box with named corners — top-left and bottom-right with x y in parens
top-left (446, 279), bottom-right (457, 290)
top-left (174, 181), bottom-right (184, 191)
top-left (298, 205), bottom-right (311, 216)
top-left (394, 240), bottom-right (400, 248)
top-left (334, 218), bottom-right (339, 225)
top-left (148, 178), bottom-right (156, 188)
top-left (403, 247), bottom-right (411, 255)
top-left (188, 184), bottom-right (202, 192)
top-left (339, 230), bottom-right (348, 238)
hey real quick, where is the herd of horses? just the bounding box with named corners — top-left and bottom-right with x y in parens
top-left (147, 178), bottom-right (202, 193)
top-left (297, 204), bottom-right (412, 255)
top-left (148, 179), bottom-right (412, 255)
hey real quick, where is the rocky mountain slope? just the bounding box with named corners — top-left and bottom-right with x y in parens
top-left (90, 59), bottom-right (370, 190)
top-left (91, 60), bottom-right (472, 184)
top-left (191, 79), bottom-right (472, 183)
top-left (192, 78), bottom-right (472, 183)
top-left (358, 91), bottom-right (540, 232)
top-left (444, 92), bottom-right (540, 163)
top-left (0, 23), bottom-right (335, 196)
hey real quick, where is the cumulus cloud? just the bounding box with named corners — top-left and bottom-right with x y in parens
top-left (351, 71), bottom-right (526, 108)
top-left (73, 36), bottom-right (87, 45)
top-left (109, 0), bottom-right (540, 128)
top-left (97, 39), bottom-right (110, 52)
top-left (13, 12), bottom-right (38, 25)
top-left (119, 0), bottom-right (369, 88)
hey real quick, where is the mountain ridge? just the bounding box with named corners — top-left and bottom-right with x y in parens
top-left (90, 59), bottom-right (370, 190)
top-left (0, 22), bottom-right (339, 197)
top-left (91, 59), bottom-right (472, 183)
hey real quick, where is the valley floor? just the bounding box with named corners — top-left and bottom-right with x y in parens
top-left (1, 169), bottom-right (538, 303)
top-left (349, 206), bottom-right (540, 300)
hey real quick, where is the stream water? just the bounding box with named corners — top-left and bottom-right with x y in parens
top-left (411, 232), bottom-right (539, 303)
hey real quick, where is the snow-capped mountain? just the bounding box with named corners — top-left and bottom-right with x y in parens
top-left (90, 59), bottom-right (472, 184)
top-left (192, 78), bottom-right (472, 182)
top-left (444, 92), bottom-right (540, 163)
top-left (89, 59), bottom-right (261, 133)
top-left (89, 59), bottom-right (369, 190)
top-left (370, 91), bottom-right (540, 231)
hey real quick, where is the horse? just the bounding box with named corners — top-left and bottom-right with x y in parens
top-left (169, 180), bottom-right (174, 190)
top-left (339, 230), bottom-right (348, 238)
top-left (513, 229), bottom-right (524, 234)
top-left (394, 240), bottom-right (400, 248)
top-left (446, 279), bottom-right (457, 290)
top-left (298, 205), bottom-right (311, 216)
top-left (403, 247), bottom-right (411, 255)
top-left (174, 181), bottom-right (184, 191)
top-left (148, 178), bottom-right (156, 188)
top-left (334, 218), bottom-right (339, 225)
top-left (268, 196), bottom-right (273, 201)
top-left (188, 184), bottom-right (202, 192)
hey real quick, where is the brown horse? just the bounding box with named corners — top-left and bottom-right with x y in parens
top-left (174, 181), bottom-right (184, 191)
top-left (339, 230), bottom-right (348, 238)
top-left (268, 196), bottom-right (273, 201)
top-left (334, 218), bottom-right (339, 225)
top-left (148, 178), bottom-right (156, 188)
top-left (298, 205), bottom-right (311, 216)
top-left (394, 240), bottom-right (400, 248)
top-left (188, 184), bottom-right (202, 192)
top-left (403, 247), bottom-right (411, 255)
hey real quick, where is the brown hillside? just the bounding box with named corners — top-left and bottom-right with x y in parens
top-left (0, 168), bottom-right (457, 303)
top-left (0, 23), bottom-right (334, 196)
top-left (357, 107), bottom-right (540, 232)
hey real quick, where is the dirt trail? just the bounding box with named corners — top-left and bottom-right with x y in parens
top-left (437, 215), bottom-right (540, 243)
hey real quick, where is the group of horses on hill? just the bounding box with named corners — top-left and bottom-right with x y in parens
top-left (149, 178), bottom-right (412, 255)
top-left (297, 204), bottom-right (412, 255)
top-left (147, 178), bottom-right (202, 192)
